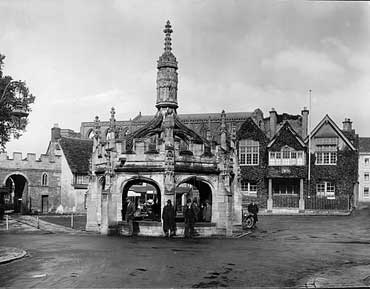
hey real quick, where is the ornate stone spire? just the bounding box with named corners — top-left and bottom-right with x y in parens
top-left (164, 20), bottom-right (173, 53)
top-left (109, 107), bottom-right (116, 129)
top-left (156, 20), bottom-right (178, 111)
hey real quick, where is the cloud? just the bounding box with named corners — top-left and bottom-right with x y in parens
top-left (260, 48), bottom-right (346, 92)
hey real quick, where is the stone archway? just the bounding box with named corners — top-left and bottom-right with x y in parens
top-left (4, 173), bottom-right (29, 213)
top-left (177, 176), bottom-right (213, 222)
top-left (121, 177), bottom-right (161, 222)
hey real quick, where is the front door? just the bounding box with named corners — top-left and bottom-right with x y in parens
top-left (41, 195), bottom-right (48, 214)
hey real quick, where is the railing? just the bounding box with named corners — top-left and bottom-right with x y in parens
top-left (242, 194), bottom-right (268, 209)
top-left (304, 195), bottom-right (351, 210)
top-left (272, 194), bottom-right (299, 208)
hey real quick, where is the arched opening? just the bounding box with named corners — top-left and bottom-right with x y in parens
top-left (121, 178), bottom-right (161, 222)
top-left (87, 129), bottom-right (95, 139)
top-left (176, 177), bottom-right (213, 222)
top-left (4, 174), bottom-right (29, 213)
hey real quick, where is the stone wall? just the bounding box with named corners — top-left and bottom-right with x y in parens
top-left (0, 152), bottom-right (61, 213)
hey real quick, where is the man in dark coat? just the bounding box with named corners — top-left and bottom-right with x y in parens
top-left (184, 199), bottom-right (196, 238)
top-left (162, 199), bottom-right (176, 237)
top-left (247, 200), bottom-right (259, 222)
top-left (125, 198), bottom-right (136, 236)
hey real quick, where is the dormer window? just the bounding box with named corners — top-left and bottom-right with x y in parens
top-left (239, 140), bottom-right (259, 166)
top-left (269, 146), bottom-right (304, 166)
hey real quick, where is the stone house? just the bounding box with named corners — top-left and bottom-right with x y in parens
top-left (358, 137), bottom-right (370, 203)
top-left (0, 151), bottom-right (61, 213)
top-left (0, 125), bottom-right (92, 214)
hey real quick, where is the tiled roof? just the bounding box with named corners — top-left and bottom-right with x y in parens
top-left (359, 137), bottom-right (370, 152)
top-left (59, 137), bottom-right (93, 174)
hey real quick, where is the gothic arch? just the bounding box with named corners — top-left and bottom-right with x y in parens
top-left (87, 129), bottom-right (95, 139)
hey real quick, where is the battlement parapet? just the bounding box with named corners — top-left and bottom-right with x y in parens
top-left (0, 151), bottom-right (61, 170)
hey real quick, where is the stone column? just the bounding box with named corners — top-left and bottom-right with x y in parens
top-left (100, 191), bottom-right (109, 235)
top-left (86, 178), bottom-right (100, 232)
top-left (267, 178), bottom-right (273, 212)
top-left (299, 178), bottom-right (305, 212)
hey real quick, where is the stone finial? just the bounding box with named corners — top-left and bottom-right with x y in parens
top-left (164, 20), bottom-right (173, 53)
top-left (94, 116), bottom-right (101, 138)
top-left (110, 107), bottom-right (115, 121)
top-left (110, 107), bottom-right (116, 129)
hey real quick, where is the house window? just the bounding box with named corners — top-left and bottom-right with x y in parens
top-left (75, 175), bottom-right (89, 185)
top-left (315, 138), bottom-right (338, 165)
top-left (365, 173), bottom-right (369, 182)
top-left (239, 140), bottom-right (259, 166)
top-left (316, 181), bottom-right (335, 199)
top-left (240, 180), bottom-right (257, 195)
top-left (365, 158), bottom-right (369, 166)
top-left (41, 173), bottom-right (48, 186)
top-left (364, 187), bottom-right (370, 198)
top-left (269, 147), bottom-right (304, 166)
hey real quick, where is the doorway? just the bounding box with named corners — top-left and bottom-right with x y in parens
top-left (41, 195), bottom-right (49, 214)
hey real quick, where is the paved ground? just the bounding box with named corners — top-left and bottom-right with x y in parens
top-left (1, 207), bottom-right (370, 288)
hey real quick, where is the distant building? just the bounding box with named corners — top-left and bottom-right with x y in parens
top-left (0, 126), bottom-right (92, 214)
top-left (358, 137), bottom-right (370, 203)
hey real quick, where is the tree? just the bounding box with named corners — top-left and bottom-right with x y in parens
top-left (0, 54), bottom-right (35, 150)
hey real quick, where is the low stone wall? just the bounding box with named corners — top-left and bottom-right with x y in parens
top-left (110, 221), bottom-right (221, 237)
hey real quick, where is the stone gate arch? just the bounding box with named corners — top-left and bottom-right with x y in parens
top-left (120, 176), bottom-right (162, 221)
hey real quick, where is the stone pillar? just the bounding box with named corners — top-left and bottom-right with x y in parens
top-left (86, 178), bottom-right (100, 232)
top-left (267, 178), bottom-right (273, 212)
top-left (299, 178), bottom-right (305, 212)
top-left (226, 195), bottom-right (233, 237)
top-left (100, 191), bottom-right (109, 235)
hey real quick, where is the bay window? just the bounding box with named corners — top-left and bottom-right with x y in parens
top-left (269, 146), bottom-right (304, 166)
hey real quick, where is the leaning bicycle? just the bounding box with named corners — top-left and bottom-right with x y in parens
top-left (242, 211), bottom-right (257, 230)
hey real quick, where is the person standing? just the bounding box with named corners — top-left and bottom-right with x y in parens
top-left (162, 199), bottom-right (176, 237)
top-left (184, 199), bottom-right (196, 238)
top-left (202, 199), bottom-right (212, 222)
top-left (125, 198), bottom-right (136, 236)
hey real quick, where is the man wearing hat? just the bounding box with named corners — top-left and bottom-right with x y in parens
top-left (162, 199), bottom-right (176, 237)
top-left (125, 197), bottom-right (136, 236)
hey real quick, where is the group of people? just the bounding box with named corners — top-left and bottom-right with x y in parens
top-left (125, 197), bottom-right (258, 237)
top-left (125, 197), bottom-right (212, 238)
top-left (162, 198), bottom-right (212, 238)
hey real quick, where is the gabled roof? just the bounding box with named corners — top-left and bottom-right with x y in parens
top-left (359, 137), bottom-right (370, 153)
top-left (305, 115), bottom-right (356, 151)
top-left (59, 137), bottom-right (93, 174)
top-left (236, 117), bottom-right (268, 143)
top-left (267, 121), bottom-right (305, 149)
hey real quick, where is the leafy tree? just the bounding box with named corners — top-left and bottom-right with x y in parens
top-left (0, 54), bottom-right (35, 150)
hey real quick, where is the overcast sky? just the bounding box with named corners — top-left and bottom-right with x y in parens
top-left (1, 0), bottom-right (369, 156)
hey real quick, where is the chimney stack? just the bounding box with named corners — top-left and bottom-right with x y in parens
top-left (301, 107), bottom-right (309, 139)
top-left (269, 108), bottom-right (277, 138)
top-left (342, 118), bottom-right (352, 132)
top-left (51, 123), bottom-right (61, 142)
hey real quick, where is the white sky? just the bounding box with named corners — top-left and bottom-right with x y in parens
top-left (1, 0), bottom-right (369, 156)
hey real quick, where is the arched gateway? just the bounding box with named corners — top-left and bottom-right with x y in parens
top-left (86, 21), bottom-right (237, 237)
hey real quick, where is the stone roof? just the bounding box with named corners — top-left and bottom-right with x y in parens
top-left (359, 137), bottom-right (370, 152)
top-left (134, 112), bottom-right (253, 123)
top-left (59, 137), bottom-right (93, 174)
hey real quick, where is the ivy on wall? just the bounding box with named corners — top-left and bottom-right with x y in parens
top-left (269, 122), bottom-right (305, 151)
top-left (237, 117), bottom-right (269, 198)
top-left (309, 147), bottom-right (358, 196)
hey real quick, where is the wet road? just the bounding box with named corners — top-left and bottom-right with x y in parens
top-left (2, 207), bottom-right (370, 288)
